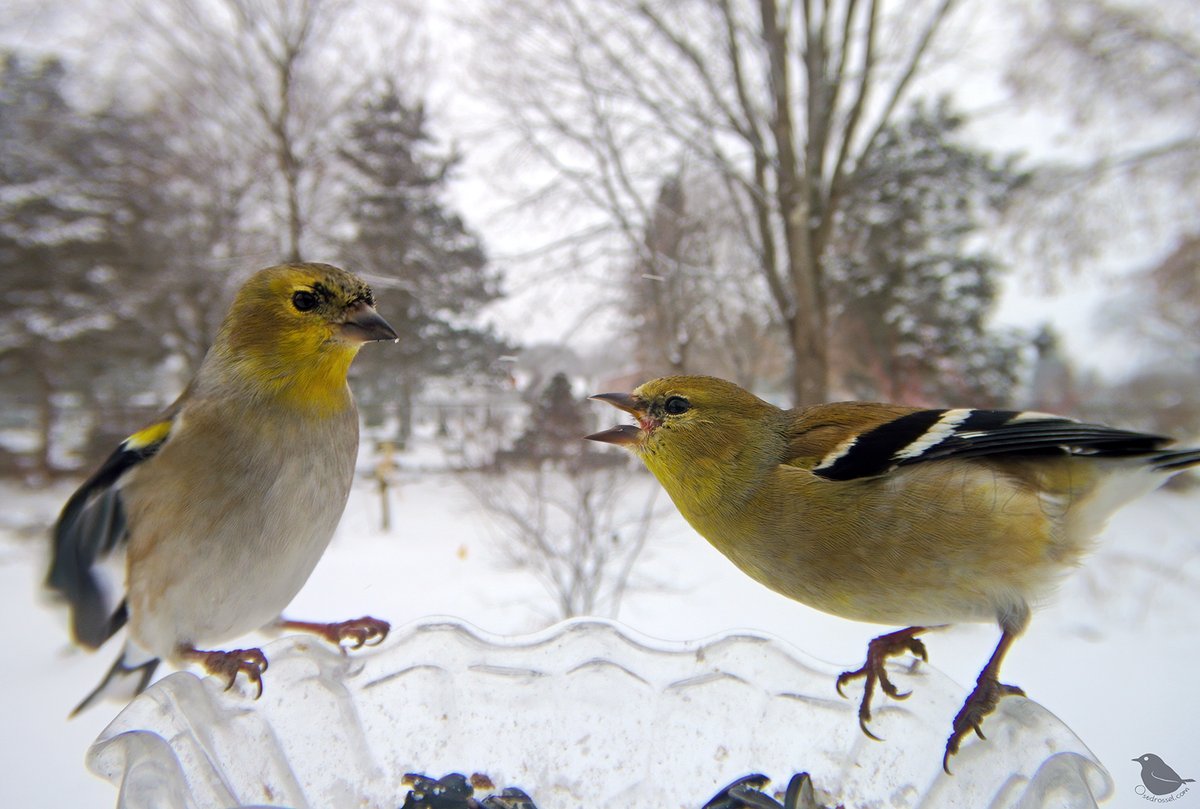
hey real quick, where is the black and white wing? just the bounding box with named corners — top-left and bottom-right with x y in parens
top-left (805, 406), bottom-right (1172, 482)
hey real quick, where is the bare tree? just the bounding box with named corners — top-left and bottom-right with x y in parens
top-left (466, 465), bottom-right (661, 622)
top-left (86, 0), bottom-right (424, 376)
top-left (998, 0), bottom-right (1200, 439)
top-left (122, 0), bottom-right (362, 261)
top-left (472, 0), bottom-right (968, 405)
top-left (464, 373), bottom-right (662, 621)
top-left (1006, 0), bottom-right (1200, 273)
top-left (1101, 234), bottom-right (1200, 436)
top-left (1136, 235), bottom-right (1200, 354)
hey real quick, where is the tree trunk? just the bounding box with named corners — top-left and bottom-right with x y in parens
top-left (274, 50), bottom-right (304, 263)
top-left (788, 255), bottom-right (830, 407)
top-left (760, 0), bottom-right (829, 406)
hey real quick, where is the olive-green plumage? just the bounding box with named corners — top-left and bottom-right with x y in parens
top-left (588, 374), bottom-right (1200, 768)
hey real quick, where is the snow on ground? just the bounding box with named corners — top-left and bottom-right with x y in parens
top-left (2, 457), bottom-right (1198, 808)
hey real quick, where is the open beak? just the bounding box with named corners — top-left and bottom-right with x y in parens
top-left (586, 392), bottom-right (645, 447)
top-left (341, 301), bottom-right (398, 344)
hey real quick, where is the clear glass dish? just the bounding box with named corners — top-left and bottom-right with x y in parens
top-left (88, 617), bottom-right (1112, 808)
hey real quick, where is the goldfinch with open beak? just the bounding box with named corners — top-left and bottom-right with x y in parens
top-left (48, 262), bottom-right (398, 714)
top-left (588, 375), bottom-right (1200, 771)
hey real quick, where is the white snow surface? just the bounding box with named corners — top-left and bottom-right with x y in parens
top-left (2, 452), bottom-right (1198, 808)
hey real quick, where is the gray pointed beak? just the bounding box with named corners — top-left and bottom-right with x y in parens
top-left (588, 392), bottom-right (642, 416)
top-left (586, 392), bottom-right (646, 447)
top-left (585, 424), bottom-right (643, 446)
top-left (341, 302), bottom-right (398, 343)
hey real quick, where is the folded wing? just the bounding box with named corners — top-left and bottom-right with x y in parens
top-left (792, 405), bottom-right (1172, 482)
top-left (47, 417), bottom-right (174, 648)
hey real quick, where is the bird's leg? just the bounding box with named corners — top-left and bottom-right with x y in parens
top-left (942, 628), bottom-right (1025, 773)
top-left (278, 615), bottom-right (390, 650)
top-left (836, 626), bottom-right (928, 740)
top-left (179, 645), bottom-right (269, 698)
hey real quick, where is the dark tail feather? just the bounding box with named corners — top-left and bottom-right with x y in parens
top-left (71, 645), bottom-right (159, 718)
top-left (1151, 448), bottom-right (1200, 473)
top-left (70, 594), bottom-right (129, 652)
top-left (47, 487), bottom-right (128, 649)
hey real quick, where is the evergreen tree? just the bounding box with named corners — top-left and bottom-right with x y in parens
top-left (829, 100), bottom-right (1028, 406)
top-left (337, 80), bottom-right (511, 435)
top-left (509, 372), bottom-right (588, 462)
top-left (0, 52), bottom-right (156, 474)
top-left (624, 171), bottom-right (783, 389)
top-left (628, 175), bottom-right (693, 376)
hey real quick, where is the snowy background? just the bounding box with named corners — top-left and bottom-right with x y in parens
top-left (3, 437), bottom-right (1197, 808)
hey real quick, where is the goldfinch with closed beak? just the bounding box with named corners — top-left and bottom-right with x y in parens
top-left (588, 375), bottom-right (1200, 771)
top-left (48, 262), bottom-right (398, 714)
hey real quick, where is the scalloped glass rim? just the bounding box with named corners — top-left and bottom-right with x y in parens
top-left (87, 617), bottom-right (1113, 809)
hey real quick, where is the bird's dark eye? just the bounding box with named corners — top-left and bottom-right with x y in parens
top-left (663, 396), bottom-right (690, 415)
top-left (292, 290), bottom-right (318, 312)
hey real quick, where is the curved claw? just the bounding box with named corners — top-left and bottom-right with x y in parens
top-left (877, 667), bottom-right (912, 700)
top-left (183, 646), bottom-right (269, 699)
top-left (943, 678), bottom-right (1026, 774)
top-left (836, 626), bottom-right (928, 741)
top-left (281, 615), bottom-right (391, 649)
top-left (334, 616), bottom-right (390, 648)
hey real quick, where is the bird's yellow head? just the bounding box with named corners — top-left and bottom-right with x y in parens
top-left (587, 376), bottom-right (787, 504)
top-left (208, 263), bottom-right (397, 411)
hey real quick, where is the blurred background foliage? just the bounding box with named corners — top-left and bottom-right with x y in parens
top-left (0, 0), bottom-right (1197, 481)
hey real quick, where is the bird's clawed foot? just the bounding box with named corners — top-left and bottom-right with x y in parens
top-left (836, 626), bottom-right (928, 740)
top-left (280, 615), bottom-right (390, 650)
top-left (942, 673), bottom-right (1024, 773)
top-left (181, 646), bottom-right (269, 698)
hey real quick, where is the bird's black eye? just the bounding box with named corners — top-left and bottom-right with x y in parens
top-left (292, 290), bottom-right (318, 312)
top-left (663, 396), bottom-right (690, 415)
